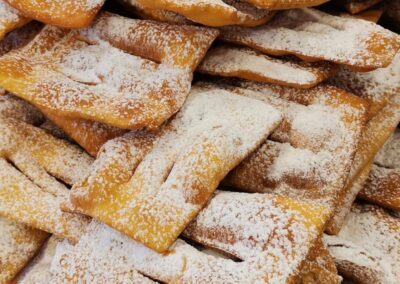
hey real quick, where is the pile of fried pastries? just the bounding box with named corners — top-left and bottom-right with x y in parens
top-left (0, 0), bottom-right (399, 283)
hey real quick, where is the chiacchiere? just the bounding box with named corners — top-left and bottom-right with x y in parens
top-left (0, 0), bottom-right (399, 283)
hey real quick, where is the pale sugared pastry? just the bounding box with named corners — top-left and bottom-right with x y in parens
top-left (330, 53), bottom-right (400, 118)
top-left (0, 217), bottom-right (48, 283)
top-left (325, 203), bottom-right (400, 284)
top-left (53, 190), bottom-right (326, 283)
top-left (0, 0), bottom-right (29, 40)
top-left (0, 116), bottom-right (93, 242)
top-left (200, 80), bottom-right (368, 230)
top-left (326, 95), bottom-right (400, 234)
top-left (0, 12), bottom-right (218, 130)
top-left (15, 236), bottom-right (60, 284)
top-left (299, 239), bottom-right (341, 284)
top-left (198, 45), bottom-right (338, 89)
top-left (220, 8), bottom-right (400, 71)
top-left (132, 0), bottom-right (276, 27)
top-left (358, 130), bottom-right (400, 211)
top-left (5, 0), bottom-right (105, 28)
top-left (69, 88), bottom-right (282, 252)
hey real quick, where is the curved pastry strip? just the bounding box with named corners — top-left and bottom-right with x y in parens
top-left (15, 236), bottom-right (60, 284)
top-left (198, 45), bottom-right (338, 88)
top-left (0, 217), bottom-right (48, 283)
top-left (0, 0), bottom-right (29, 40)
top-left (0, 157), bottom-right (89, 243)
top-left (52, 191), bottom-right (325, 283)
top-left (244, 0), bottom-right (329, 9)
top-left (41, 109), bottom-right (127, 157)
top-left (220, 8), bottom-right (400, 71)
top-left (299, 239), bottom-right (341, 284)
top-left (118, 0), bottom-right (191, 24)
top-left (330, 53), bottom-right (400, 118)
top-left (342, 0), bottom-right (382, 14)
top-left (0, 117), bottom-right (93, 185)
top-left (324, 203), bottom-right (400, 284)
top-left (5, 0), bottom-right (105, 28)
top-left (326, 95), bottom-right (400, 234)
top-left (134, 0), bottom-right (276, 27)
top-left (0, 13), bottom-right (218, 130)
top-left (70, 89), bottom-right (282, 252)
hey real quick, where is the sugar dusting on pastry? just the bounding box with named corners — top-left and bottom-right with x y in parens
top-left (51, 190), bottom-right (324, 283)
top-left (0, 217), bottom-right (48, 283)
top-left (324, 203), bottom-right (400, 283)
top-left (221, 8), bottom-right (400, 69)
top-left (198, 45), bottom-right (337, 88)
top-left (70, 88), bottom-right (282, 252)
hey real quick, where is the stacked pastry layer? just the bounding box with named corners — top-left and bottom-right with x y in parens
top-left (0, 0), bottom-right (399, 283)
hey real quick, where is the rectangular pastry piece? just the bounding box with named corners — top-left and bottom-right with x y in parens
top-left (0, 12), bottom-right (218, 130)
top-left (53, 190), bottom-right (326, 283)
top-left (220, 8), bottom-right (400, 71)
top-left (69, 87), bottom-right (282, 252)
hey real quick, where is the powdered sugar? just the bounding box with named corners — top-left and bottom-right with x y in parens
top-left (325, 203), bottom-right (400, 284)
top-left (70, 88), bottom-right (282, 252)
top-left (220, 8), bottom-right (400, 69)
top-left (0, 217), bottom-right (48, 283)
top-left (134, 0), bottom-right (275, 26)
top-left (198, 45), bottom-right (337, 88)
top-left (330, 53), bottom-right (400, 116)
top-left (375, 130), bottom-right (400, 169)
top-left (52, 190), bottom-right (324, 283)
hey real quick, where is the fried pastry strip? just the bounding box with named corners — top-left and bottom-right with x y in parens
top-left (198, 45), bottom-right (338, 88)
top-left (53, 191), bottom-right (326, 283)
top-left (5, 0), bottom-right (105, 28)
top-left (299, 239), bottom-right (341, 284)
top-left (41, 109), bottom-right (127, 157)
top-left (0, 117), bottom-right (93, 242)
top-left (358, 130), bottom-right (400, 211)
top-left (324, 203), bottom-right (400, 283)
top-left (0, 157), bottom-right (89, 243)
top-left (330, 53), bottom-right (400, 118)
top-left (342, 0), bottom-right (382, 14)
top-left (220, 8), bottom-right (400, 71)
top-left (118, 0), bottom-right (190, 24)
top-left (326, 95), bottom-right (400, 233)
top-left (69, 88), bottom-right (282, 252)
top-left (242, 0), bottom-right (329, 10)
top-left (220, 80), bottom-right (367, 227)
top-left (133, 0), bottom-right (276, 27)
top-left (15, 236), bottom-right (60, 284)
top-left (0, 0), bottom-right (29, 40)
top-left (0, 217), bottom-right (48, 283)
top-left (0, 13), bottom-right (218, 130)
